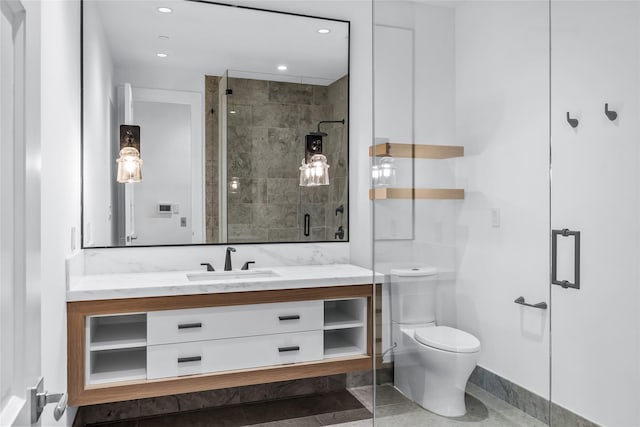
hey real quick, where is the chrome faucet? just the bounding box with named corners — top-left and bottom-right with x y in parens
top-left (224, 247), bottom-right (236, 271)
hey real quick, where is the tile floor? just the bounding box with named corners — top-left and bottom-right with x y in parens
top-left (336, 383), bottom-right (548, 427)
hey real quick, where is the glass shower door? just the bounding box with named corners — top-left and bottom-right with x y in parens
top-left (372, 0), bottom-right (551, 425)
top-left (550, 1), bottom-right (640, 426)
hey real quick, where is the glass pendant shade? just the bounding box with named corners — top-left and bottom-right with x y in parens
top-left (229, 176), bottom-right (240, 194)
top-left (372, 156), bottom-right (396, 187)
top-left (116, 146), bottom-right (143, 183)
top-left (299, 154), bottom-right (330, 186)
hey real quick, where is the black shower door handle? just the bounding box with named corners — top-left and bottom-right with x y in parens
top-left (304, 214), bottom-right (310, 237)
top-left (551, 228), bottom-right (580, 289)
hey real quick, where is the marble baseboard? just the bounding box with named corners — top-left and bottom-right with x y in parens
top-left (347, 363), bottom-right (393, 388)
top-left (73, 374), bottom-right (346, 426)
top-left (470, 365), bottom-right (601, 427)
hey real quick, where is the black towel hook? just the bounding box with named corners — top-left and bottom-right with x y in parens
top-left (566, 112), bottom-right (579, 128)
top-left (605, 103), bottom-right (618, 121)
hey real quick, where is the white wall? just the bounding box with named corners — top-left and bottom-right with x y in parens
top-left (40, 1), bottom-right (82, 425)
top-left (115, 65), bottom-right (205, 94)
top-left (83, 1), bottom-right (115, 246)
top-left (454, 0), bottom-right (551, 399)
top-left (132, 101), bottom-right (193, 245)
top-left (550, 2), bottom-right (640, 425)
top-left (374, 2), bottom-right (640, 426)
top-left (373, 2), bottom-right (458, 271)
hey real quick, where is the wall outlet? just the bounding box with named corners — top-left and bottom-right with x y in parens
top-left (180, 217), bottom-right (187, 227)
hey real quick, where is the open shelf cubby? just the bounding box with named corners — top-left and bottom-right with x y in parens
top-left (88, 313), bottom-right (147, 351)
top-left (88, 347), bottom-right (147, 385)
top-left (323, 328), bottom-right (365, 358)
top-left (86, 313), bottom-right (147, 386)
top-left (324, 298), bottom-right (366, 330)
top-left (323, 298), bottom-right (366, 358)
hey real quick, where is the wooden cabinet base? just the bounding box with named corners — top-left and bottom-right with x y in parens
top-left (73, 355), bottom-right (371, 406)
top-left (68, 285), bottom-right (374, 406)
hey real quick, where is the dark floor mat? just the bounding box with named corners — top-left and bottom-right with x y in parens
top-left (83, 390), bottom-right (371, 427)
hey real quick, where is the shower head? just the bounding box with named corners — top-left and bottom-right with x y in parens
top-left (313, 119), bottom-right (345, 136)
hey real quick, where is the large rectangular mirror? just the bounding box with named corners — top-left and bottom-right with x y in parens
top-left (82, 0), bottom-right (349, 247)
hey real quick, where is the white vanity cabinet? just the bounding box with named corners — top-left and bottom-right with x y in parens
top-left (146, 300), bottom-right (325, 380)
top-left (147, 330), bottom-right (324, 379)
top-left (147, 300), bottom-right (324, 345)
top-left (68, 285), bottom-right (373, 406)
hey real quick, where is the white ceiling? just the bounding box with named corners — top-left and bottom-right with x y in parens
top-left (94, 0), bottom-right (349, 85)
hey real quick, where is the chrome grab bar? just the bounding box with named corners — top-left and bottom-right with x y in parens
top-left (514, 296), bottom-right (547, 310)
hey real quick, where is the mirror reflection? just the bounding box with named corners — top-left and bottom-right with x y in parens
top-left (82, 0), bottom-right (349, 247)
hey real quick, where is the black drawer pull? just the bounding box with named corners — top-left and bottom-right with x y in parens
top-left (278, 346), bottom-right (300, 353)
top-left (177, 356), bottom-right (202, 363)
top-left (178, 322), bottom-right (202, 329)
top-left (278, 315), bottom-right (300, 321)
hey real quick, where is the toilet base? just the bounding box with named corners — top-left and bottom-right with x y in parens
top-left (394, 358), bottom-right (468, 417)
top-left (393, 326), bottom-right (478, 418)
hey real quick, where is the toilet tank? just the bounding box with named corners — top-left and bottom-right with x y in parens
top-left (390, 267), bottom-right (438, 325)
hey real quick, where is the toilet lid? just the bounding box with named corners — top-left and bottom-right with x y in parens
top-left (414, 326), bottom-right (480, 353)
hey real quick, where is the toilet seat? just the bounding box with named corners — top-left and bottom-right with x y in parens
top-left (414, 326), bottom-right (480, 353)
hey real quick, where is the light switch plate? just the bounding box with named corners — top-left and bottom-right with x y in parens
top-left (491, 208), bottom-right (501, 228)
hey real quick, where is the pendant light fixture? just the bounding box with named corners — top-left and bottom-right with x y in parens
top-left (116, 125), bottom-right (143, 183)
top-left (372, 156), bottom-right (396, 187)
top-left (299, 119), bottom-right (344, 187)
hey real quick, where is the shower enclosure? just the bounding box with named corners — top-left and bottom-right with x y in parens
top-left (372, 1), bottom-right (640, 426)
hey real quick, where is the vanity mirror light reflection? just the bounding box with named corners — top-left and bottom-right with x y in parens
top-left (82, 0), bottom-right (349, 248)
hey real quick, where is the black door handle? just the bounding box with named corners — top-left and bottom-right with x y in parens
top-left (278, 346), bottom-right (300, 353)
top-left (552, 228), bottom-right (581, 289)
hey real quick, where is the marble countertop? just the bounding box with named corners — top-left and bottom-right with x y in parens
top-left (67, 264), bottom-right (383, 302)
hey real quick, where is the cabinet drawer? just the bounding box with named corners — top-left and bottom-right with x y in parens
top-left (147, 300), bottom-right (323, 345)
top-left (147, 330), bottom-right (323, 380)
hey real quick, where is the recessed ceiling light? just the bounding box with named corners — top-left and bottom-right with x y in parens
top-left (317, 28), bottom-right (331, 34)
top-left (156, 53), bottom-right (168, 58)
top-left (158, 35), bottom-right (170, 40)
top-left (229, 110), bottom-right (237, 114)
top-left (277, 65), bottom-right (287, 71)
top-left (157, 7), bottom-right (173, 13)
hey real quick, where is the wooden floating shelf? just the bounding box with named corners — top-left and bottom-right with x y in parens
top-left (370, 188), bottom-right (464, 200)
top-left (369, 142), bottom-right (464, 159)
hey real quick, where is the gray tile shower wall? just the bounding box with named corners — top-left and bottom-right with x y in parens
top-left (205, 76), bottom-right (220, 243)
top-left (205, 75), bottom-right (348, 243)
top-left (469, 365), bottom-right (601, 427)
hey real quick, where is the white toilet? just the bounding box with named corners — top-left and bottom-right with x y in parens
top-left (390, 267), bottom-right (481, 417)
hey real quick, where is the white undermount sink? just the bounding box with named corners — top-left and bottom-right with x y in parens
top-left (186, 269), bottom-right (278, 282)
